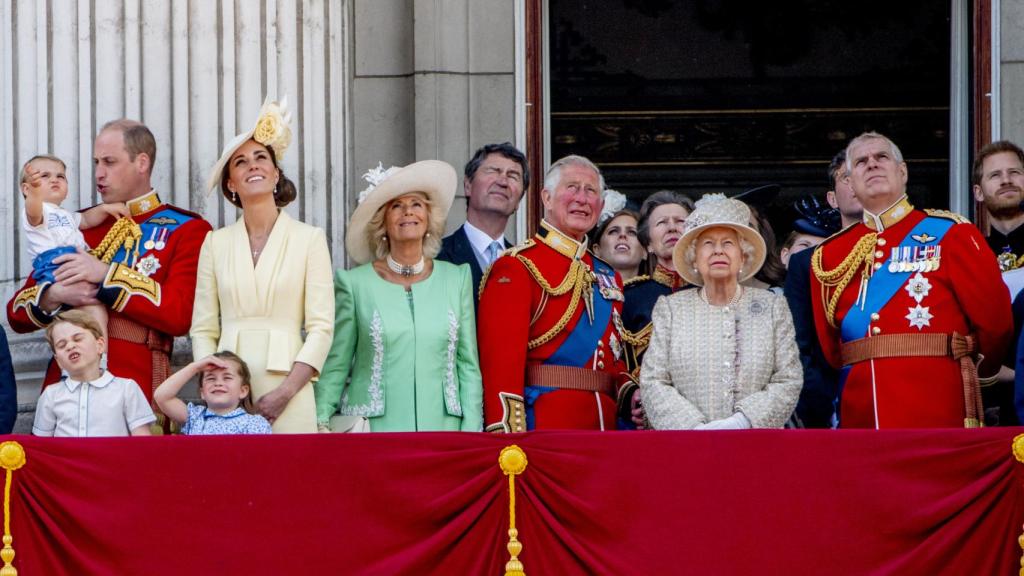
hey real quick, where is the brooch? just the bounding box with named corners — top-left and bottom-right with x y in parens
top-left (135, 254), bottom-right (161, 277)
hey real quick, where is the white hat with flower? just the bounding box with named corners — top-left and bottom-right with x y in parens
top-left (672, 193), bottom-right (766, 286)
top-left (344, 160), bottom-right (457, 264)
top-left (206, 95), bottom-right (293, 194)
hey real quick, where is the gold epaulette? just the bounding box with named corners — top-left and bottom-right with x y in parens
top-left (479, 239), bottom-right (536, 300)
top-left (91, 217), bottom-right (143, 265)
top-left (811, 232), bottom-right (878, 328)
top-left (624, 274), bottom-right (649, 287)
top-left (924, 208), bottom-right (970, 224)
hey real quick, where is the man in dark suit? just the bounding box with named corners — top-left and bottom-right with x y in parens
top-left (0, 328), bottom-right (15, 434)
top-left (438, 142), bottom-right (529, 304)
top-left (783, 149), bottom-right (862, 427)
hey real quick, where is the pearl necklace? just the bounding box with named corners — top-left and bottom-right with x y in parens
top-left (387, 254), bottom-right (425, 276)
top-left (699, 286), bottom-right (742, 306)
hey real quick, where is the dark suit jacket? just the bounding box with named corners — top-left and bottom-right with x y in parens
top-left (437, 224), bottom-right (511, 308)
top-left (0, 328), bottom-right (17, 434)
top-left (783, 248), bottom-right (838, 428)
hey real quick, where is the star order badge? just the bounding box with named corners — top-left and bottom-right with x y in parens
top-left (135, 253), bottom-right (161, 277)
top-left (905, 305), bottom-right (933, 330)
top-left (903, 272), bottom-right (932, 304)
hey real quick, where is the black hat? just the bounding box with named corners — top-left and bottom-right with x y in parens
top-left (733, 184), bottom-right (781, 208)
top-left (792, 195), bottom-right (841, 238)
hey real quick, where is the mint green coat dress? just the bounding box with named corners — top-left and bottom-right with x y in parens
top-left (314, 261), bottom-right (483, 432)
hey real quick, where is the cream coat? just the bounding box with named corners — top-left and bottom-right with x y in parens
top-left (191, 211), bottom-right (335, 433)
top-left (639, 287), bottom-right (801, 429)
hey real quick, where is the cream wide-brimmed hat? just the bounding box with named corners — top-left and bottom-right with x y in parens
top-left (344, 160), bottom-right (457, 264)
top-left (672, 193), bottom-right (766, 286)
top-left (206, 96), bottom-right (293, 194)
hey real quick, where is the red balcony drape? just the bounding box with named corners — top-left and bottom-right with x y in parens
top-left (5, 429), bottom-right (1023, 575)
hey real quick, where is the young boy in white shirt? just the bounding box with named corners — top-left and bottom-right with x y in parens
top-left (20, 155), bottom-right (128, 338)
top-left (32, 309), bottom-right (155, 437)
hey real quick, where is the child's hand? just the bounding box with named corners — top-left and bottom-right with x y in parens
top-left (103, 202), bottom-right (131, 219)
top-left (192, 355), bottom-right (231, 374)
top-left (21, 165), bottom-right (45, 198)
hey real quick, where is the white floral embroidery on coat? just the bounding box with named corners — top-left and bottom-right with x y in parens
top-left (341, 310), bottom-right (385, 416)
top-left (443, 310), bottom-right (463, 416)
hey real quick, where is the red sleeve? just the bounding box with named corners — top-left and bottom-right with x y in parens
top-left (6, 276), bottom-right (53, 333)
top-left (944, 223), bottom-right (1013, 376)
top-left (809, 245), bottom-right (844, 370)
top-left (95, 217), bottom-right (213, 337)
top-left (477, 255), bottom-right (534, 429)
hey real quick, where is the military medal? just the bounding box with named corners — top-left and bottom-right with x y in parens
top-left (596, 271), bottom-right (624, 302)
top-left (135, 253), bottom-right (161, 277)
top-left (998, 247), bottom-right (1018, 272)
top-left (143, 227), bottom-right (158, 251)
top-left (154, 227), bottom-right (169, 250)
top-left (904, 272), bottom-right (932, 303)
top-left (609, 331), bottom-right (622, 362)
top-left (888, 247), bottom-right (900, 273)
top-left (905, 304), bottom-right (933, 330)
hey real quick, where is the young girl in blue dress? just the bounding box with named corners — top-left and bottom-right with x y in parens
top-left (154, 351), bottom-right (272, 435)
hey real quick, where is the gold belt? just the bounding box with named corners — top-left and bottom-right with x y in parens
top-left (526, 364), bottom-right (615, 398)
top-left (840, 332), bottom-right (983, 428)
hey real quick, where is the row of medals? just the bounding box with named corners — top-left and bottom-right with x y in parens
top-left (887, 245), bottom-right (941, 274)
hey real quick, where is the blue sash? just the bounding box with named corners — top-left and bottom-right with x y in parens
top-left (839, 216), bottom-right (953, 345)
top-left (546, 258), bottom-right (615, 367)
top-left (526, 258), bottom-right (617, 427)
top-left (114, 208), bottom-right (188, 264)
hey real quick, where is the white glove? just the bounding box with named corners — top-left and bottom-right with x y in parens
top-left (696, 412), bottom-right (751, 430)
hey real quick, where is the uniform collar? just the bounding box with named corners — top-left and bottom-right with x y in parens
top-left (63, 370), bottom-right (114, 392)
top-left (652, 263), bottom-right (685, 289)
top-left (537, 220), bottom-right (587, 260)
top-left (127, 190), bottom-right (162, 216)
top-left (862, 195), bottom-right (912, 232)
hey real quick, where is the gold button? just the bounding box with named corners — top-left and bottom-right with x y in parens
top-left (872, 326), bottom-right (881, 335)
top-left (873, 262), bottom-right (882, 270)
top-left (598, 350), bottom-right (605, 358)
top-left (874, 250), bottom-right (884, 259)
top-left (870, 313), bottom-right (880, 321)
top-left (877, 238), bottom-right (887, 246)
top-left (597, 361), bottom-right (605, 369)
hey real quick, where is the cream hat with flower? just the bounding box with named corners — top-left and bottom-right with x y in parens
top-left (672, 193), bottom-right (766, 286)
top-left (206, 96), bottom-right (293, 194)
top-left (344, 160), bottom-right (457, 264)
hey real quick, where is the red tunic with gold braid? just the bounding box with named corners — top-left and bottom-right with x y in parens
top-left (478, 220), bottom-right (629, 432)
top-left (7, 191), bottom-right (212, 401)
top-left (809, 197), bottom-right (1011, 428)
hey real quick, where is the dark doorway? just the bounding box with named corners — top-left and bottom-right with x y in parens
top-left (548, 0), bottom-right (952, 231)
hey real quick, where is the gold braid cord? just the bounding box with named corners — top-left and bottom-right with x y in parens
top-left (499, 445), bottom-right (528, 576)
top-left (90, 218), bottom-right (143, 265)
top-left (519, 257), bottom-right (594, 350)
top-left (811, 233), bottom-right (877, 328)
top-left (1013, 434), bottom-right (1024, 575)
top-left (0, 442), bottom-right (25, 576)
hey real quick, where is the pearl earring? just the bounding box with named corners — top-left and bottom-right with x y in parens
top-left (274, 185), bottom-right (279, 197)
top-left (231, 191), bottom-right (238, 204)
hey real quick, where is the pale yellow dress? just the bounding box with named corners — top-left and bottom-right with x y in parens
top-left (191, 211), bottom-right (335, 433)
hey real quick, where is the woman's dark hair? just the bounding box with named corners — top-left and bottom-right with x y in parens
top-left (220, 140), bottom-right (297, 209)
top-left (748, 206), bottom-right (787, 288)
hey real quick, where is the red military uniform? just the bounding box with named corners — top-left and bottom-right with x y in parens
top-left (810, 197), bottom-right (1012, 428)
top-left (8, 191), bottom-right (212, 401)
top-left (478, 220), bottom-right (629, 432)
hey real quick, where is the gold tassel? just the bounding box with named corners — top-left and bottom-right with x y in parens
top-left (0, 442), bottom-right (25, 576)
top-left (1013, 435), bottom-right (1024, 576)
top-left (499, 445), bottom-right (528, 576)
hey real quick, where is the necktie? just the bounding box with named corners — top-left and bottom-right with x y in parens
top-left (486, 241), bottom-right (503, 267)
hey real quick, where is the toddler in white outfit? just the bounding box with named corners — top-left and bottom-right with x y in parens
top-left (20, 155), bottom-right (128, 337)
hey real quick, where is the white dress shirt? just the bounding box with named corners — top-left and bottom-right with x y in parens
top-left (32, 371), bottom-right (156, 437)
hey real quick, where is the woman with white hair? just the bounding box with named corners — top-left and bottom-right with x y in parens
top-left (314, 161), bottom-right (483, 432)
top-left (638, 193), bottom-right (801, 429)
